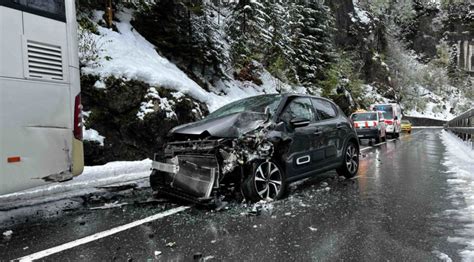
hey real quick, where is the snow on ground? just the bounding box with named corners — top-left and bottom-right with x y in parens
top-left (432, 250), bottom-right (453, 262)
top-left (402, 85), bottom-right (467, 121)
top-left (0, 160), bottom-right (152, 209)
top-left (80, 10), bottom-right (299, 114)
top-left (439, 130), bottom-right (474, 261)
top-left (353, 5), bottom-right (371, 24)
top-left (362, 84), bottom-right (390, 104)
top-left (83, 127), bottom-right (105, 146)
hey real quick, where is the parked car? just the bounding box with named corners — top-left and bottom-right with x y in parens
top-left (150, 94), bottom-right (360, 204)
top-left (350, 111), bottom-right (387, 143)
top-left (401, 119), bottom-right (412, 133)
top-left (370, 103), bottom-right (402, 138)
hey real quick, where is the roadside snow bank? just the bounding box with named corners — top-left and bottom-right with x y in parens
top-left (0, 160), bottom-right (152, 208)
top-left (440, 130), bottom-right (474, 261)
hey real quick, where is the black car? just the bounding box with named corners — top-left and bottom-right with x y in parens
top-left (150, 94), bottom-right (359, 204)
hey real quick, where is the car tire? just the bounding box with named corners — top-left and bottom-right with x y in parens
top-left (375, 132), bottom-right (381, 143)
top-left (242, 160), bottom-right (287, 202)
top-left (336, 141), bottom-right (359, 179)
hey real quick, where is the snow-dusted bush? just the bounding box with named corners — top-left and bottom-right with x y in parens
top-left (78, 24), bottom-right (103, 69)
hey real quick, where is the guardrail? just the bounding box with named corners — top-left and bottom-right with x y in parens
top-left (445, 108), bottom-right (473, 143)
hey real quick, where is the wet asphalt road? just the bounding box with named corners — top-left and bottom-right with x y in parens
top-left (0, 128), bottom-right (467, 261)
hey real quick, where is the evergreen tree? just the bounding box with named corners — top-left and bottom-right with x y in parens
top-left (226, 0), bottom-right (270, 67)
top-left (289, 0), bottom-right (335, 88)
top-left (261, 1), bottom-right (294, 82)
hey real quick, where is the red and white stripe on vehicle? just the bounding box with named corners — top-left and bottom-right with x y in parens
top-left (354, 121), bottom-right (379, 128)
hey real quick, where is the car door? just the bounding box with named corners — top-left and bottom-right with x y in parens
top-left (278, 97), bottom-right (323, 178)
top-left (311, 98), bottom-right (342, 165)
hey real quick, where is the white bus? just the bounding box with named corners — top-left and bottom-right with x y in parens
top-left (0, 0), bottom-right (83, 195)
top-left (370, 103), bottom-right (402, 138)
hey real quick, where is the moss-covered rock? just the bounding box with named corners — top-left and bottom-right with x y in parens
top-left (80, 74), bottom-right (208, 165)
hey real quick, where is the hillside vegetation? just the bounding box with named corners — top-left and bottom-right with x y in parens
top-left (76, 0), bottom-right (473, 164)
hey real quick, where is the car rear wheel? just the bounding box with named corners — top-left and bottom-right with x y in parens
top-left (242, 160), bottom-right (286, 202)
top-left (336, 141), bottom-right (359, 178)
top-left (375, 132), bottom-right (382, 143)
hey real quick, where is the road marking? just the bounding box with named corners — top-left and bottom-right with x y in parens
top-left (16, 206), bottom-right (190, 261)
top-left (360, 147), bottom-right (371, 151)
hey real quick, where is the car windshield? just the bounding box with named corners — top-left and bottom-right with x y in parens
top-left (206, 94), bottom-right (282, 120)
top-left (351, 113), bottom-right (377, 121)
top-left (402, 120), bottom-right (411, 124)
top-left (373, 105), bottom-right (393, 119)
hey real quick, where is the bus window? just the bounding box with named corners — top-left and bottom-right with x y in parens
top-left (3, 0), bottom-right (66, 21)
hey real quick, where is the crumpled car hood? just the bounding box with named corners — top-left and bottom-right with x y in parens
top-left (170, 112), bottom-right (267, 138)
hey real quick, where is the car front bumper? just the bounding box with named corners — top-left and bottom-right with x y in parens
top-left (151, 154), bottom-right (220, 203)
top-left (401, 126), bottom-right (412, 131)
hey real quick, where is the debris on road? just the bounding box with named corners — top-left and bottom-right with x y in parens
top-left (320, 182), bottom-right (329, 187)
top-left (96, 182), bottom-right (138, 192)
top-left (154, 250), bottom-right (162, 256)
top-left (165, 242), bottom-right (176, 248)
top-left (309, 227), bottom-right (318, 232)
top-left (3, 230), bottom-right (13, 237)
top-left (193, 252), bottom-right (203, 260)
top-left (89, 201), bottom-right (128, 210)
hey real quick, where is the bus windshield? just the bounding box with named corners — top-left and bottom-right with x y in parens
top-left (373, 105), bottom-right (393, 119)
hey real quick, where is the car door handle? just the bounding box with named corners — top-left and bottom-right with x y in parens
top-left (314, 129), bottom-right (323, 136)
top-left (336, 123), bottom-right (344, 129)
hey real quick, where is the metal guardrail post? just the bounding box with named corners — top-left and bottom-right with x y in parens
top-left (445, 108), bottom-right (474, 147)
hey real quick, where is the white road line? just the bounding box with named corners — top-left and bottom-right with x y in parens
top-left (16, 206), bottom-right (190, 262)
top-left (360, 147), bottom-right (371, 151)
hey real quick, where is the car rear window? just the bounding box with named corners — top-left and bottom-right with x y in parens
top-left (373, 105), bottom-right (393, 119)
top-left (351, 113), bottom-right (377, 121)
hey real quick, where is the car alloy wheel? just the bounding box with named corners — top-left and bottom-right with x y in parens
top-left (345, 144), bottom-right (358, 175)
top-left (253, 161), bottom-right (283, 201)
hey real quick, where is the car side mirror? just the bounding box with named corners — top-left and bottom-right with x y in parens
top-left (379, 119), bottom-right (385, 122)
top-left (394, 116), bottom-right (398, 120)
top-left (290, 117), bottom-right (310, 128)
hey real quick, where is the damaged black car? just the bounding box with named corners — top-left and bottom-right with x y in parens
top-left (150, 94), bottom-right (359, 204)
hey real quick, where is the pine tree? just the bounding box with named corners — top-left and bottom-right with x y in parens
top-left (262, 1), bottom-right (294, 82)
top-left (289, 0), bottom-right (335, 88)
top-left (226, 0), bottom-right (270, 67)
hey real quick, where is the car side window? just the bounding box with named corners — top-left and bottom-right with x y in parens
top-left (279, 97), bottom-right (315, 124)
top-left (312, 99), bottom-right (337, 120)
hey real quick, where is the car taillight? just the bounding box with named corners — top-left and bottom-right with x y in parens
top-left (385, 120), bottom-right (393, 125)
top-left (355, 122), bottom-right (359, 128)
top-left (373, 121), bottom-right (377, 126)
top-left (73, 93), bottom-right (83, 141)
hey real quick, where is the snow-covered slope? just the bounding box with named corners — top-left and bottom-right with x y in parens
top-left (80, 10), bottom-right (300, 113)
